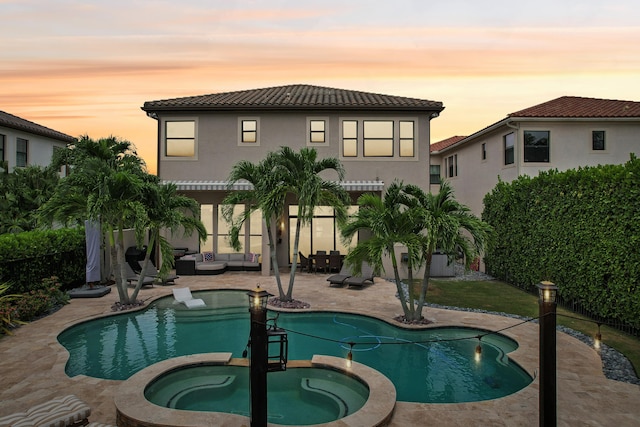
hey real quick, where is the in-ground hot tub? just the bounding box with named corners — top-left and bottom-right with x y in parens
top-left (115, 353), bottom-right (396, 427)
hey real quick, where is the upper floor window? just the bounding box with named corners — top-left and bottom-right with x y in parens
top-left (364, 121), bottom-right (393, 157)
top-left (592, 130), bottom-right (605, 151)
top-left (445, 154), bottom-right (458, 177)
top-left (240, 119), bottom-right (258, 144)
top-left (481, 143), bottom-right (487, 160)
top-left (165, 120), bottom-right (195, 157)
top-left (309, 119), bottom-right (326, 144)
top-left (399, 121), bottom-right (415, 157)
top-left (429, 164), bottom-right (441, 184)
top-left (342, 120), bottom-right (358, 157)
top-left (524, 130), bottom-right (550, 162)
top-left (16, 137), bottom-right (28, 167)
top-left (504, 132), bottom-right (515, 165)
top-left (0, 134), bottom-right (5, 164)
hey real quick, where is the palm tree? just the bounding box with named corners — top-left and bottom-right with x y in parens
top-left (40, 135), bottom-right (204, 306)
top-left (223, 152), bottom-right (289, 299)
top-left (403, 180), bottom-right (492, 320)
top-left (340, 181), bottom-right (423, 319)
top-left (133, 180), bottom-right (207, 301)
top-left (276, 147), bottom-right (349, 301)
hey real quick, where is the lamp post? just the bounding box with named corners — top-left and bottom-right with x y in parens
top-left (537, 281), bottom-right (558, 427)
top-left (247, 285), bottom-right (271, 427)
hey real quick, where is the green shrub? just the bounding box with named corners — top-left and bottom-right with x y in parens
top-left (0, 228), bottom-right (85, 292)
top-left (483, 154), bottom-right (640, 327)
top-left (0, 283), bottom-right (24, 335)
top-left (13, 276), bottom-right (69, 322)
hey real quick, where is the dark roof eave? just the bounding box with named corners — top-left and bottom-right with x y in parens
top-left (141, 104), bottom-right (444, 114)
top-left (0, 120), bottom-right (76, 143)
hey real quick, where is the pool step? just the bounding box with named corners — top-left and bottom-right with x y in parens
top-left (301, 378), bottom-right (352, 418)
top-left (163, 375), bottom-right (237, 408)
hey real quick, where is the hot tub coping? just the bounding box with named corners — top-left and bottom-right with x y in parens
top-left (115, 353), bottom-right (396, 427)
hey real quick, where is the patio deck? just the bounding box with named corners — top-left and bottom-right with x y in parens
top-left (1, 271), bottom-right (639, 426)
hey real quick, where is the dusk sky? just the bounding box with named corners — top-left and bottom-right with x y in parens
top-left (2, 0), bottom-right (639, 174)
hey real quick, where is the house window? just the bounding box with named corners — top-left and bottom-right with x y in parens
top-left (446, 154), bottom-right (457, 177)
top-left (363, 121), bottom-right (393, 157)
top-left (0, 134), bottom-right (5, 164)
top-left (16, 138), bottom-right (28, 167)
top-left (216, 205), bottom-right (262, 254)
top-left (309, 119), bottom-right (326, 143)
top-left (399, 121), bottom-right (414, 157)
top-left (165, 120), bottom-right (195, 157)
top-left (524, 130), bottom-right (550, 162)
top-left (430, 165), bottom-right (441, 184)
top-left (241, 119), bottom-right (258, 144)
top-left (592, 131), bottom-right (605, 151)
top-left (504, 132), bottom-right (515, 165)
top-left (481, 143), bottom-right (487, 160)
top-left (342, 120), bottom-right (358, 157)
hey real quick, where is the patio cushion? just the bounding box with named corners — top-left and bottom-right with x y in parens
top-left (0, 394), bottom-right (91, 427)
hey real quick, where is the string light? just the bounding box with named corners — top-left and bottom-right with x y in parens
top-left (474, 337), bottom-right (482, 362)
top-left (346, 342), bottom-right (354, 368)
top-left (594, 323), bottom-right (602, 350)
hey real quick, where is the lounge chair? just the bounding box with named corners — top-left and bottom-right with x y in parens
top-left (137, 260), bottom-right (179, 285)
top-left (124, 263), bottom-right (156, 287)
top-left (326, 263), bottom-right (352, 287)
top-left (0, 394), bottom-right (91, 427)
top-left (173, 287), bottom-right (206, 309)
top-left (344, 262), bottom-right (376, 288)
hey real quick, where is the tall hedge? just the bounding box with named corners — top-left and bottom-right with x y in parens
top-left (483, 155), bottom-right (640, 327)
top-left (0, 227), bottom-right (85, 292)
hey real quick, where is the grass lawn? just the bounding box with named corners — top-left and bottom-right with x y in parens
top-left (421, 279), bottom-right (640, 378)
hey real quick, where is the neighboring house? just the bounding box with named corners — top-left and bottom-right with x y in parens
top-left (0, 110), bottom-right (76, 173)
top-left (142, 84), bottom-right (444, 272)
top-left (430, 96), bottom-right (640, 218)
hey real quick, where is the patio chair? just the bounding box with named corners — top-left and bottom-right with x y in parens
top-left (328, 251), bottom-right (342, 273)
top-left (172, 287), bottom-right (206, 309)
top-left (344, 262), bottom-right (376, 288)
top-left (326, 263), bottom-right (352, 287)
top-left (299, 252), bottom-right (311, 273)
top-left (313, 252), bottom-right (329, 273)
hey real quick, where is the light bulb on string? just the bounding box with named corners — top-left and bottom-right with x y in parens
top-left (346, 342), bottom-right (354, 368)
top-left (474, 337), bottom-right (482, 362)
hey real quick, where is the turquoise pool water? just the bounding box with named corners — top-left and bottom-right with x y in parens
top-left (58, 290), bottom-right (532, 403)
top-left (144, 365), bottom-right (369, 425)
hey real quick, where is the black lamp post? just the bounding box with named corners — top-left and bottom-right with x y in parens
top-left (537, 281), bottom-right (558, 427)
top-left (247, 285), bottom-right (271, 427)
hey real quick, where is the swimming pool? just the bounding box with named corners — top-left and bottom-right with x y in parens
top-left (58, 289), bottom-right (532, 403)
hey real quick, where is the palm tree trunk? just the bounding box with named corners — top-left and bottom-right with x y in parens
top-left (415, 252), bottom-right (433, 320)
top-left (109, 227), bottom-right (127, 303)
top-left (285, 215), bottom-right (303, 300)
top-left (390, 250), bottom-right (411, 318)
top-left (266, 220), bottom-right (285, 299)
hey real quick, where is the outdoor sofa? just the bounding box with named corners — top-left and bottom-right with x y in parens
top-left (175, 252), bottom-right (261, 275)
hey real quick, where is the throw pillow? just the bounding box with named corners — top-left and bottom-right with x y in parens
top-left (203, 251), bottom-right (215, 262)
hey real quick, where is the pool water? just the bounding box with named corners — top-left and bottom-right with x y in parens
top-left (144, 365), bottom-right (369, 425)
top-left (58, 290), bottom-right (532, 403)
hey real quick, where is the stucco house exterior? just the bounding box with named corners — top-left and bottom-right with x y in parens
top-left (142, 84), bottom-right (444, 273)
top-left (0, 110), bottom-right (76, 173)
top-left (430, 96), bottom-right (640, 218)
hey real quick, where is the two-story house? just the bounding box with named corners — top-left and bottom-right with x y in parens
top-left (142, 84), bottom-right (444, 272)
top-left (0, 110), bottom-right (76, 173)
top-left (430, 96), bottom-right (640, 218)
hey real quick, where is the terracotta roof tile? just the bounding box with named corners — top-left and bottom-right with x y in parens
top-left (508, 96), bottom-right (640, 118)
top-left (0, 110), bottom-right (76, 143)
top-left (430, 135), bottom-right (466, 152)
top-left (142, 84), bottom-right (444, 112)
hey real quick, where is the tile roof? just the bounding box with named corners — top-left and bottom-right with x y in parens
top-left (0, 110), bottom-right (76, 143)
top-left (430, 135), bottom-right (466, 152)
top-left (142, 84), bottom-right (444, 113)
top-left (508, 96), bottom-right (640, 118)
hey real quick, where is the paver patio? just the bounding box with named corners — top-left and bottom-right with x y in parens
top-left (1, 271), bottom-right (639, 426)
